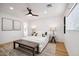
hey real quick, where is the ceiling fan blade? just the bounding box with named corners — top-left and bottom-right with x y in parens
top-left (31, 13), bottom-right (39, 16)
top-left (27, 7), bottom-right (31, 11)
top-left (26, 7), bottom-right (39, 16)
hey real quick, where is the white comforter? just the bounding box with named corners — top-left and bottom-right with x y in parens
top-left (21, 36), bottom-right (49, 52)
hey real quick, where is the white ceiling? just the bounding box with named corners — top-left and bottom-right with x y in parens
top-left (0, 3), bottom-right (74, 21)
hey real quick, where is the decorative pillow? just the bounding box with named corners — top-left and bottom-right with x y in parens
top-left (37, 31), bottom-right (42, 36)
top-left (45, 32), bottom-right (47, 35)
top-left (32, 32), bottom-right (36, 36)
top-left (42, 34), bottom-right (45, 37)
top-left (35, 33), bottom-right (38, 36)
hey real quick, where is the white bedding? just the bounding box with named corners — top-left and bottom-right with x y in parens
top-left (21, 36), bottom-right (49, 52)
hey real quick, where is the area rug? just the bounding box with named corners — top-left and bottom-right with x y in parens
top-left (0, 43), bottom-right (56, 56)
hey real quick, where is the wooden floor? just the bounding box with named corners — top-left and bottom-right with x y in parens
top-left (0, 42), bottom-right (68, 56)
top-left (55, 42), bottom-right (68, 56)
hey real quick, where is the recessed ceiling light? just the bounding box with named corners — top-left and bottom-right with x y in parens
top-left (47, 3), bottom-right (54, 8)
top-left (47, 4), bottom-right (52, 7)
top-left (44, 11), bottom-right (47, 14)
top-left (9, 7), bottom-right (14, 10)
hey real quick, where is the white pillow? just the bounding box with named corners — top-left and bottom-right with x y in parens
top-left (37, 31), bottom-right (42, 36)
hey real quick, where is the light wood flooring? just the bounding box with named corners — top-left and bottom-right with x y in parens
top-left (0, 42), bottom-right (68, 56)
top-left (55, 42), bottom-right (68, 56)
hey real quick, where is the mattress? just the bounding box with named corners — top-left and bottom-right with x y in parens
top-left (21, 36), bottom-right (49, 52)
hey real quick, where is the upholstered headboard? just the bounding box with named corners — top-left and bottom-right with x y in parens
top-left (32, 31), bottom-right (48, 37)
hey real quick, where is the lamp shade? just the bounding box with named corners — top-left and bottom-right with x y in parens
top-left (50, 26), bottom-right (56, 31)
top-left (31, 25), bottom-right (37, 29)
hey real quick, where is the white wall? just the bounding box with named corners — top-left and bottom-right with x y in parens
top-left (0, 13), bottom-right (24, 44)
top-left (0, 31), bottom-right (23, 44)
top-left (64, 4), bottom-right (79, 56)
top-left (65, 31), bottom-right (79, 56)
top-left (28, 16), bottom-right (65, 42)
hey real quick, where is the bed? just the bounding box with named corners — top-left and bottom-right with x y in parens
top-left (21, 35), bottom-right (49, 53)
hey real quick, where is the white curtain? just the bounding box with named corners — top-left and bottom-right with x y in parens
top-left (23, 23), bottom-right (28, 36)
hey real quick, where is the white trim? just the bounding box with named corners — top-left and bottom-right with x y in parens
top-left (66, 3), bottom-right (77, 17)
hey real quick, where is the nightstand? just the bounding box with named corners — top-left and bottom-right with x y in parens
top-left (51, 36), bottom-right (56, 43)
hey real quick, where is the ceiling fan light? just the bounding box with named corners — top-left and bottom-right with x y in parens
top-left (28, 14), bottom-right (32, 16)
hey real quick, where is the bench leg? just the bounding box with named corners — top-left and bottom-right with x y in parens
top-left (33, 48), bottom-right (35, 56)
top-left (37, 45), bottom-right (39, 54)
top-left (19, 44), bottom-right (21, 47)
top-left (13, 42), bottom-right (16, 49)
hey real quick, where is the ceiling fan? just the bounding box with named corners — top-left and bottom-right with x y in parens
top-left (25, 7), bottom-right (39, 16)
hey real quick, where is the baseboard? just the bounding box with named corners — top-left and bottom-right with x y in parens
top-left (0, 39), bottom-right (18, 45)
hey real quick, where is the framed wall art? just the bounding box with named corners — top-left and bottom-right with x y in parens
top-left (13, 20), bottom-right (21, 30)
top-left (2, 17), bottom-right (13, 31)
